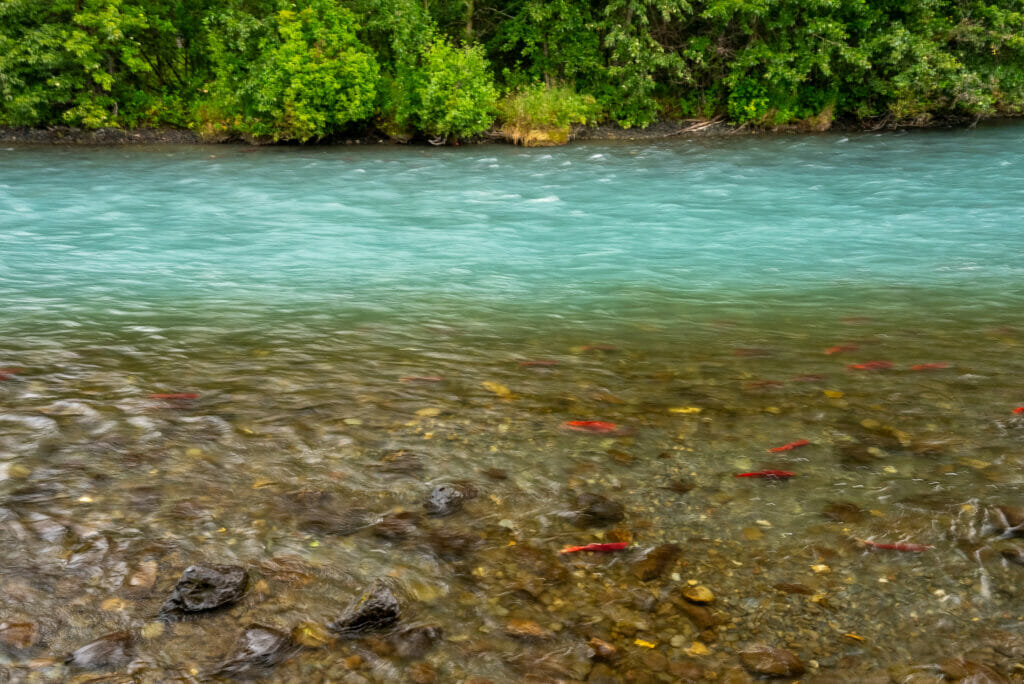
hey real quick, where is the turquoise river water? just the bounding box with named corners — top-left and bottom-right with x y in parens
top-left (2, 126), bottom-right (1024, 683)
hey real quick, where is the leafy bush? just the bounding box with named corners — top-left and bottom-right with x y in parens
top-left (202, 0), bottom-right (379, 141)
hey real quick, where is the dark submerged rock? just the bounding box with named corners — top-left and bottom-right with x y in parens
top-left (158, 563), bottom-right (248, 621)
top-left (329, 581), bottom-right (401, 636)
top-left (1001, 547), bottom-right (1024, 566)
top-left (572, 493), bottom-right (625, 527)
top-left (65, 631), bottom-right (135, 670)
top-left (424, 484), bottom-right (469, 517)
top-left (209, 624), bottom-right (299, 679)
top-left (822, 502), bottom-right (865, 523)
top-left (738, 644), bottom-right (806, 678)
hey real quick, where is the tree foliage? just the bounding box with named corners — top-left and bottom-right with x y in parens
top-left (2, 0), bottom-right (1022, 139)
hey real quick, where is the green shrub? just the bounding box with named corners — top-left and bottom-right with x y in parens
top-left (497, 83), bottom-right (600, 130)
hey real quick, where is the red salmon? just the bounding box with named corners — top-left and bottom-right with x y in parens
top-left (825, 345), bottom-right (859, 355)
top-left (562, 420), bottom-right (620, 434)
top-left (735, 470), bottom-right (796, 479)
top-left (847, 361), bottom-right (893, 371)
top-left (560, 542), bottom-right (629, 554)
top-left (768, 439), bottom-right (810, 452)
top-left (857, 538), bottom-right (933, 552)
top-left (910, 363), bottom-right (948, 371)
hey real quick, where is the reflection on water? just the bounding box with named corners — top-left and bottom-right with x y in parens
top-left (2, 128), bottom-right (1024, 681)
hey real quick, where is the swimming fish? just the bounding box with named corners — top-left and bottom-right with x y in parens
top-left (562, 420), bottom-right (620, 434)
top-left (856, 538), bottom-right (933, 552)
top-left (0, 367), bottom-right (21, 380)
top-left (1013, 407), bottom-right (1024, 415)
top-left (149, 393), bottom-right (200, 400)
top-left (847, 361), bottom-right (893, 371)
top-left (825, 345), bottom-right (859, 355)
top-left (768, 439), bottom-right (810, 452)
top-left (560, 542), bottom-right (629, 554)
top-left (735, 470), bottom-right (796, 479)
top-left (910, 363), bottom-right (948, 371)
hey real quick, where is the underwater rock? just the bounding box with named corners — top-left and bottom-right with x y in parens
top-left (373, 511), bottom-right (423, 540)
top-left (424, 483), bottom-right (475, 517)
top-left (65, 631), bottom-right (135, 669)
top-left (572, 493), bottom-right (625, 527)
top-left (300, 507), bottom-right (376, 536)
top-left (939, 657), bottom-right (1008, 683)
top-left (158, 563), bottom-right (248, 620)
top-left (329, 581), bottom-right (400, 636)
top-left (632, 543), bottom-right (681, 581)
top-left (0, 621), bottom-right (39, 649)
top-left (504, 618), bottom-right (554, 640)
top-left (682, 585), bottom-right (714, 604)
top-left (390, 624), bottom-right (443, 660)
top-left (738, 644), bottom-right (805, 678)
top-left (822, 502), bottom-right (865, 523)
top-left (377, 450), bottom-right (425, 476)
top-left (993, 506), bottom-right (1024, 536)
top-left (209, 624), bottom-right (299, 679)
top-left (1001, 548), bottom-right (1024, 566)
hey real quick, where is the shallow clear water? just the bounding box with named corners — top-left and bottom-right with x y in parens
top-left (2, 126), bottom-right (1024, 682)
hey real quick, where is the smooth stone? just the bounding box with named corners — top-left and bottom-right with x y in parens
top-left (329, 581), bottom-right (401, 636)
top-left (209, 624), bottom-right (298, 678)
top-left (588, 636), bottom-right (619, 662)
top-left (408, 662), bottom-right (437, 684)
top-left (504, 618), bottom-right (554, 640)
top-left (632, 544), bottom-right (681, 582)
top-left (573, 493), bottom-right (625, 526)
top-left (373, 511), bottom-right (422, 540)
top-left (739, 644), bottom-right (806, 678)
top-left (65, 631), bottom-right (135, 670)
top-left (993, 506), bottom-right (1024, 536)
top-left (822, 502), bottom-right (865, 523)
top-left (682, 586), bottom-right (714, 604)
top-left (390, 624), bottom-right (443, 659)
top-left (158, 563), bottom-right (248, 620)
top-left (939, 657), bottom-right (1009, 683)
top-left (0, 621), bottom-right (39, 649)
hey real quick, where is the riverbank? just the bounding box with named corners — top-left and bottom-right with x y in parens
top-left (2, 115), bottom-right (1015, 146)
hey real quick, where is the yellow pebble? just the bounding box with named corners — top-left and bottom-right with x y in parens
top-left (634, 639), bottom-right (656, 648)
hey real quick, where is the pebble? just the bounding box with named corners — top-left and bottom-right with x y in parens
top-left (632, 543), bottom-right (682, 581)
top-left (682, 586), bottom-right (714, 604)
top-left (65, 631), bottom-right (135, 670)
top-left (504, 618), bottom-right (554, 640)
top-left (209, 624), bottom-right (298, 678)
top-left (573, 492), bottom-right (626, 526)
top-left (739, 644), bottom-right (806, 677)
top-left (0, 621), bottom-right (39, 649)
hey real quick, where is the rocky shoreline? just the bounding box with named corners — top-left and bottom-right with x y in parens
top-left (2, 115), bottom-right (1014, 147)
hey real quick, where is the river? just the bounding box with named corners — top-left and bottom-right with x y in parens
top-left (2, 126), bottom-right (1024, 682)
